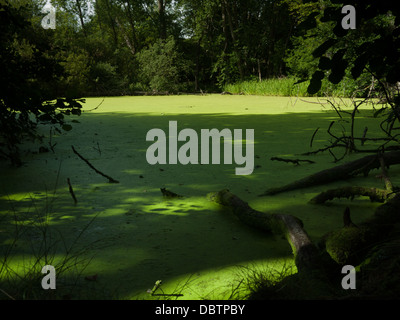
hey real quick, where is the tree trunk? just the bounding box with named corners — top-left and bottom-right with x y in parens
top-left (115, 17), bottom-right (135, 56)
top-left (257, 59), bottom-right (262, 82)
top-left (223, 0), bottom-right (244, 79)
top-left (104, 0), bottom-right (118, 46)
top-left (221, 1), bottom-right (229, 53)
top-left (158, 0), bottom-right (167, 40)
top-left (94, 0), bottom-right (104, 37)
top-left (125, 1), bottom-right (139, 54)
top-left (75, 0), bottom-right (87, 37)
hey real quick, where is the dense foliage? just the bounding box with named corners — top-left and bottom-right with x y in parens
top-left (5, 0), bottom-right (398, 97)
top-left (305, 0), bottom-right (400, 154)
top-left (4, 0), bottom-right (300, 95)
top-left (306, 0), bottom-right (400, 95)
top-left (0, 1), bottom-right (83, 165)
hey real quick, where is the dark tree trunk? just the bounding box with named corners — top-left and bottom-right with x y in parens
top-left (103, 0), bottom-right (118, 46)
top-left (158, 0), bottom-right (167, 40)
top-left (75, 0), bottom-right (87, 37)
top-left (125, 1), bottom-right (139, 54)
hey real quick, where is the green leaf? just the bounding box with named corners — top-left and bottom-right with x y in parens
top-left (333, 22), bottom-right (347, 37)
top-left (69, 100), bottom-right (82, 109)
top-left (320, 6), bottom-right (341, 23)
top-left (328, 51), bottom-right (347, 84)
top-left (298, 12), bottom-right (318, 29)
top-left (38, 113), bottom-right (52, 122)
top-left (294, 78), bottom-right (308, 85)
top-left (332, 49), bottom-right (346, 63)
top-left (71, 108), bottom-right (81, 116)
top-left (387, 64), bottom-right (400, 84)
top-left (312, 39), bottom-right (336, 58)
top-left (351, 54), bottom-right (368, 79)
top-left (55, 99), bottom-right (66, 109)
top-left (318, 57), bottom-right (331, 70)
top-left (62, 124), bottom-right (72, 131)
top-left (313, 70), bottom-right (325, 80)
top-left (328, 67), bottom-right (346, 84)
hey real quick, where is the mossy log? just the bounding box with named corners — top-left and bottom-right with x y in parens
top-left (209, 189), bottom-right (400, 269)
top-left (208, 190), bottom-right (400, 298)
top-left (309, 186), bottom-right (389, 204)
top-left (322, 224), bottom-right (373, 265)
top-left (208, 189), bottom-right (322, 273)
top-left (259, 150), bottom-right (400, 196)
top-left (319, 193), bottom-right (400, 265)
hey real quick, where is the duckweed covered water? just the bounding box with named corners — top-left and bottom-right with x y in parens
top-left (0, 95), bottom-right (391, 299)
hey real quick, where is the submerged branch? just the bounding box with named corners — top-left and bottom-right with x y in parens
top-left (309, 154), bottom-right (398, 204)
top-left (270, 157), bottom-right (315, 165)
top-left (71, 145), bottom-right (119, 183)
top-left (67, 178), bottom-right (78, 204)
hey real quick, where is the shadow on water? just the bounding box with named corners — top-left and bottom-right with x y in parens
top-left (0, 106), bottom-right (389, 299)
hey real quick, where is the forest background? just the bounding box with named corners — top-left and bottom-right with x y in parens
top-left (3, 0), bottom-right (384, 98)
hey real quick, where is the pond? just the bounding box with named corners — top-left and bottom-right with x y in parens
top-left (0, 95), bottom-right (386, 299)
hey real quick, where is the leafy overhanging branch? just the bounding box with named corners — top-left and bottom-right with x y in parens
top-left (0, 3), bottom-right (84, 165)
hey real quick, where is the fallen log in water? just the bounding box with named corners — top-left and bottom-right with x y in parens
top-left (309, 186), bottom-right (389, 204)
top-left (208, 189), bottom-right (400, 298)
top-left (259, 150), bottom-right (400, 196)
top-left (207, 189), bottom-right (322, 273)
